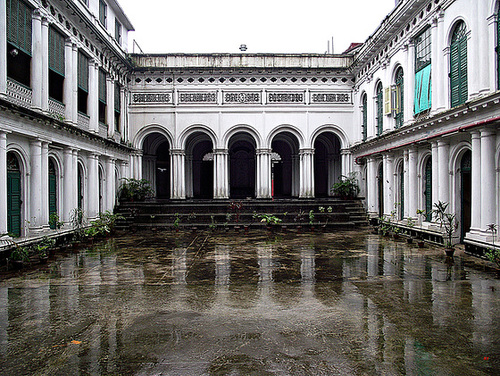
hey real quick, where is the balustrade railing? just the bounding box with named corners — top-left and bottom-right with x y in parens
top-left (6, 79), bottom-right (32, 109)
top-left (77, 112), bottom-right (90, 131)
top-left (48, 98), bottom-right (65, 120)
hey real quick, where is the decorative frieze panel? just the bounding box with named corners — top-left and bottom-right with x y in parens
top-left (309, 91), bottom-right (352, 104)
top-left (132, 92), bottom-right (173, 104)
top-left (178, 91), bottom-right (217, 104)
top-left (222, 91), bottom-right (261, 104)
top-left (266, 91), bottom-right (306, 104)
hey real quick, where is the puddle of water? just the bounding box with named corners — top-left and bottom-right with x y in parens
top-left (0, 229), bottom-right (498, 375)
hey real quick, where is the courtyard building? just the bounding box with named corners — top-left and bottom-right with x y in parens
top-left (0, 0), bottom-right (499, 255)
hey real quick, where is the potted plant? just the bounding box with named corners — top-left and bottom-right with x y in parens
top-left (35, 236), bottom-right (56, 263)
top-left (330, 172), bottom-right (360, 199)
top-left (49, 213), bottom-right (64, 230)
top-left (9, 246), bottom-right (29, 269)
top-left (432, 201), bottom-right (459, 256)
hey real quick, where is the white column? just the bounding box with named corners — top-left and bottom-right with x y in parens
top-left (403, 150), bottom-right (410, 218)
top-left (31, 11), bottom-right (43, 110)
top-left (256, 149), bottom-right (271, 199)
top-left (40, 141), bottom-right (49, 228)
top-left (408, 147), bottom-right (417, 219)
top-left (431, 141), bottom-right (439, 214)
top-left (170, 150), bottom-right (185, 199)
top-left (437, 12), bottom-right (446, 111)
top-left (72, 149), bottom-right (79, 216)
top-left (0, 0), bottom-right (7, 96)
top-left (106, 76), bottom-right (114, 138)
top-left (488, 14), bottom-right (497, 92)
top-left (477, 1), bottom-right (490, 94)
top-left (340, 149), bottom-right (351, 177)
top-left (87, 153), bottom-right (99, 220)
top-left (383, 154), bottom-right (394, 216)
top-left (119, 86), bottom-right (126, 137)
top-left (71, 42), bottom-right (78, 124)
top-left (29, 139), bottom-right (43, 230)
top-left (214, 149), bottom-right (229, 199)
top-left (88, 60), bottom-right (99, 132)
top-left (105, 158), bottom-right (116, 211)
top-left (437, 140), bottom-right (449, 204)
top-left (431, 16), bottom-right (439, 113)
top-left (470, 131), bottom-right (481, 232)
top-left (405, 41), bottom-right (415, 124)
top-left (41, 17), bottom-right (49, 111)
top-left (480, 128), bottom-right (496, 230)
top-left (469, 1), bottom-right (480, 98)
top-left (119, 161), bottom-right (128, 182)
top-left (63, 39), bottom-right (74, 122)
top-left (299, 148), bottom-right (314, 198)
top-left (62, 148), bottom-right (74, 223)
top-left (0, 132), bottom-right (7, 234)
top-left (366, 157), bottom-right (377, 217)
top-left (291, 154), bottom-right (299, 197)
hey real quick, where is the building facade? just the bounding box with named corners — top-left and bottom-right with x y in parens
top-left (1, 0), bottom-right (499, 253)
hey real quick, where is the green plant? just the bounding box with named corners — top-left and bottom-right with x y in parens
top-left (49, 213), bottom-right (64, 230)
top-left (485, 224), bottom-right (499, 267)
top-left (330, 172), bottom-right (360, 199)
top-left (308, 210), bottom-right (315, 225)
top-left (229, 201), bottom-right (243, 222)
top-left (118, 178), bottom-right (154, 201)
top-left (407, 217), bottom-right (415, 228)
top-left (294, 210), bottom-right (306, 223)
top-left (10, 246), bottom-right (29, 262)
top-left (209, 215), bottom-right (217, 231)
top-left (173, 213), bottom-right (181, 230)
top-left (416, 209), bottom-right (427, 224)
top-left (255, 214), bottom-right (282, 226)
top-left (34, 236), bottom-right (56, 258)
top-left (432, 201), bottom-right (459, 248)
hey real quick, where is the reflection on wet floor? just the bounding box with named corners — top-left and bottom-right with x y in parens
top-left (0, 229), bottom-right (499, 375)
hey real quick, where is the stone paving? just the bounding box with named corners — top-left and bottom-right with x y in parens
top-left (0, 229), bottom-right (499, 375)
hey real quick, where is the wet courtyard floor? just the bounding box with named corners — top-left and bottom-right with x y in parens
top-left (0, 229), bottom-right (499, 375)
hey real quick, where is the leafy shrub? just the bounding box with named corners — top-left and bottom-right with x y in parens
top-left (331, 173), bottom-right (360, 199)
top-left (118, 178), bottom-right (154, 201)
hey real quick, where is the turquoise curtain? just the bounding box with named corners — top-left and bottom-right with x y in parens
top-left (414, 64), bottom-right (432, 114)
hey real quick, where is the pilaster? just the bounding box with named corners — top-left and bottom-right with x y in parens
top-left (470, 131), bottom-right (481, 232)
top-left (478, 0), bottom-right (490, 94)
top-left (299, 148), bottom-right (314, 198)
top-left (40, 141), bottom-right (49, 228)
top-left (170, 150), bottom-right (185, 199)
top-left (105, 158), bottom-right (116, 211)
top-left (437, 140), bottom-right (449, 204)
top-left (29, 139), bottom-right (43, 230)
top-left (88, 59), bottom-right (99, 132)
top-left (62, 148), bottom-right (74, 223)
top-left (87, 152), bottom-right (99, 220)
top-left (41, 16), bottom-right (49, 111)
top-left (214, 149), bottom-right (229, 199)
top-left (383, 154), bottom-right (394, 216)
top-left (405, 41), bottom-right (415, 123)
top-left (63, 39), bottom-right (74, 123)
top-left (431, 141), bottom-right (439, 217)
top-left (366, 157), bottom-right (378, 217)
top-left (31, 11), bottom-right (43, 110)
top-left (106, 76), bottom-right (115, 138)
top-left (480, 128), bottom-right (496, 230)
top-left (256, 148), bottom-right (271, 199)
top-left (408, 147), bottom-right (417, 219)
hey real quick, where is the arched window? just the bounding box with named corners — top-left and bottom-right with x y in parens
top-left (450, 21), bottom-right (468, 107)
top-left (7, 152), bottom-right (22, 237)
top-left (375, 83), bottom-right (383, 136)
top-left (395, 68), bottom-right (404, 128)
top-left (48, 158), bottom-right (57, 228)
top-left (361, 94), bottom-right (367, 141)
top-left (424, 158), bottom-right (432, 221)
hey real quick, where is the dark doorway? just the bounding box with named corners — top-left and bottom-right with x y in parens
top-left (230, 140), bottom-right (255, 199)
top-left (156, 141), bottom-right (170, 199)
top-left (378, 163), bottom-right (384, 218)
top-left (191, 140), bottom-right (213, 199)
top-left (271, 135), bottom-right (297, 198)
top-left (7, 152), bottom-right (22, 237)
top-left (314, 133), bottom-right (341, 198)
top-left (48, 158), bottom-right (57, 228)
top-left (460, 150), bottom-right (471, 242)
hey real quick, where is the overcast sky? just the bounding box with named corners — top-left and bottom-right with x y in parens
top-left (118, 0), bottom-right (397, 55)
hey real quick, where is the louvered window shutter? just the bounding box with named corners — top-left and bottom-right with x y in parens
top-left (78, 52), bottom-right (89, 92)
top-left (114, 83), bottom-right (121, 113)
top-left (7, 0), bottom-right (32, 55)
top-left (99, 69), bottom-right (107, 104)
top-left (376, 85), bottom-right (383, 135)
top-left (450, 22), bottom-right (467, 107)
top-left (362, 95), bottom-right (367, 141)
top-left (49, 27), bottom-right (65, 77)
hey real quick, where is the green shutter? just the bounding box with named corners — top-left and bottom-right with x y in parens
top-left (48, 159), bottom-right (57, 228)
top-left (376, 85), bottom-right (383, 135)
top-left (49, 27), bottom-right (65, 77)
top-left (362, 95), bottom-right (367, 141)
top-left (99, 69), bottom-right (106, 104)
top-left (114, 83), bottom-right (121, 113)
top-left (424, 159), bottom-right (432, 222)
top-left (400, 169), bottom-right (404, 220)
top-left (7, 0), bottom-right (32, 56)
top-left (7, 153), bottom-right (22, 237)
top-left (450, 22), bottom-right (468, 107)
top-left (395, 68), bottom-right (404, 128)
top-left (78, 51), bottom-right (89, 92)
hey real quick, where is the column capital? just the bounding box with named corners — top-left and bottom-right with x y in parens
top-left (437, 139), bottom-right (449, 147)
top-left (299, 148), bottom-right (315, 155)
top-left (214, 148), bottom-right (228, 155)
top-left (89, 152), bottom-right (100, 160)
top-left (256, 148), bottom-right (272, 155)
top-left (480, 127), bottom-right (497, 138)
top-left (170, 149), bottom-right (185, 156)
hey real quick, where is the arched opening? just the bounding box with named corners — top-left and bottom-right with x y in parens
top-left (450, 21), bottom-right (468, 107)
top-left (424, 158), bottom-right (432, 221)
top-left (271, 132), bottom-right (300, 198)
top-left (48, 158), bottom-right (57, 228)
top-left (375, 82), bottom-right (384, 135)
top-left (460, 150), bottom-right (472, 241)
top-left (98, 166), bottom-right (104, 213)
top-left (361, 93), bottom-right (368, 141)
top-left (397, 160), bottom-right (404, 220)
top-left (377, 162), bottom-right (384, 218)
top-left (229, 133), bottom-right (256, 199)
top-left (142, 133), bottom-right (171, 199)
top-left (394, 67), bottom-right (404, 128)
top-left (7, 152), bottom-right (22, 237)
top-left (185, 132), bottom-right (214, 199)
top-left (77, 163), bottom-right (84, 211)
top-left (314, 132), bottom-right (341, 198)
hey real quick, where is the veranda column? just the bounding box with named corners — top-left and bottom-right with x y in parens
top-left (71, 42), bottom-right (78, 124)
top-left (436, 11), bottom-right (446, 111)
top-left (41, 16), bottom-right (49, 111)
top-left (431, 141), bottom-right (439, 216)
top-left (437, 140), bottom-right (449, 204)
top-left (408, 147), bottom-right (417, 219)
top-left (299, 148), bottom-right (314, 198)
top-left (87, 153), bottom-right (99, 221)
top-left (170, 150), bottom-right (185, 199)
top-left (470, 131), bottom-right (481, 233)
top-left (256, 148), bottom-right (271, 199)
top-left (366, 156), bottom-right (378, 218)
top-left (480, 128), bottom-right (496, 231)
top-left (213, 149), bottom-right (229, 199)
top-left (88, 60), bottom-right (99, 132)
top-left (106, 76), bottom-right (115, 138)
top-left (340, 149), bottom-right (351, 178)
top-left (469, 0), bottom-right (480, 98)
top-left (63, 39), bottom-right (74, 123)
top-left (0, 132), bottom-right (7, 234)
top-left (62, 148), bottom-right (74, 223)
top-left (488, 14), bottom-right (497, 91)
top-left (383, 154), bottom-right (394, 216)
top-left (477, 0), bottom-right (489, 94)
top-left (105, 158), bottom-right (116, 211)
top-left (405, 41), bottom-right (415, 123)
top-left (31, 11), bottom-right (43, 110)
top-left (72, 149), bottom-right (79, 216)
top-left (40, 141), bottom-right (49, 228)
top-left (431, 16), bottom-right (439, 113)
top-left (403, 150), bottom-right (410, 218)
top-left (120, 86), bottom-right (126, 138)
top-left (291, 154), bottom-right (299, 197)
top-left (29, 139), bottom-right (43, 230)
top-left (0, 0), bottom-right (7, 96)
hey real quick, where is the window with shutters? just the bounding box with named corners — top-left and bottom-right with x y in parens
top-left (361, 94), bottom-right (367, 141)
top-left (6, 0), bottom-right (32, 87)
top-left (375, 83), bottom-right (383, 136)
top-left (399, 167), bottom-right (404, 220)
top-left (394, 68), bottom-right (404, 128)
top-left (114, 82), bottom-right (121, 132)
top-left (49, 26), bottom-right (65, 102)
top-left (99, 0), bottom-right (107, 27)
top-left (424, 158), bottom-right (432, 222)
top-left (98, 69), bottom-right (107, 124)
top-left (77, 51), bottom-right (89, 114)
top-left (115, 20), bottom-right (122, 45)
top-left (450, 21), bottom-right (468, 107)
top-left (414, 27), bottom-right (431, 114)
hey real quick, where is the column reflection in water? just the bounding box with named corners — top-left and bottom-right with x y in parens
top-left (367, 241), bottom-right (381, 277)
top-left (171, 247), bottom-right (188, 311)
top-left (300, 246), bottom-right (315, 296)
top-left (214, 244), bottom-right (231, 308)
top-left (256, 245), bottom-right (275, 309)
top-left (0, 287), bottom-right (7, 355)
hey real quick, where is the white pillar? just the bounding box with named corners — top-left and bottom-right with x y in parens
top-left (470, 131), bottom-right (481, 232)
top-left (31, 11), bottom-right (43, 110)
top-left (41, 17), bottom-right (49, 111)
top-left (431, 16), bottom-right (439, 113)
top-left (119, 86), bottom-right (126, 137)
top-left (0, 0), bottom-right (7, 96)
top-left (40, 141), bottom-right (49, 228)
top-left (480, 128), bottom-right (496, 230)
top-left (383, 154), bottom-right (394, 216)
top-left (488, 14), bottom-right (497, 92)
top-left (63, 39), bottom-right (74, 122)
top-left (88, 60), bottom-right (99, 132)
top-left (29, 139), bottom-right (43, 230)
top-left (469, 1), bottom-right (480, 98)
top-left (62, 148), bottom-right (74, 223)
top-left (72, 149), bottom-right (79, 217)
top-left (214, 149), bottom-right (229, 199)
top-left (437, 140), bottom-right (449, 204)
top-left (477, 1), bottom-right (490, 94)
top-left (403, 150), bottom-right (410, 218)
top-left (408, 147), bottom-right (417, 219)
top-left (299, 148), bottom-right (314, 198)
top-left (106, 158), bottom-right (116, 211)
top-left (106, 76), bottom-right (114, 138)
top-left (87, 153), bottom-right (99, 220)
top-left (366, 157), bottom-right (377, 217)
top-left (256, 149), bottom-right (271, 199)
top-left (119, 161), bottom-right (128, 182)
top-left (0, 132), bottom-right (7, 234)
top-left (437, 12), bottom-right (446, 111)
top-left (340, 149), bottom-right (351, 177)
top-left (431, 141), bottom-right (439, 215)
top-left (405, 41), bottom-right (415, 124)
top-left (71, 42), bottom-right (78, 124)
top-left (170, 150), bottom-right (185, 199)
